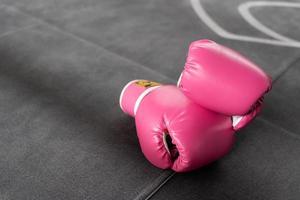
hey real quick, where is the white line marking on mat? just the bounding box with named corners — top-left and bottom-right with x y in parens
top-left (190, 0), bottom-right (300, 48)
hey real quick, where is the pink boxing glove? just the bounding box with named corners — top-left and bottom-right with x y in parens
top-left (177, 40), bottom-right (272, 130)
top-left (120, 80), bottom-right (235, 172)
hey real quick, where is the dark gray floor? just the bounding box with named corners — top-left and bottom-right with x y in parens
top-left (0, 0), bottom-right (299, 199)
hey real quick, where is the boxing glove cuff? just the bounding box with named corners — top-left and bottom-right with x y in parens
top-left (119, 80), bottom-right (161, 117)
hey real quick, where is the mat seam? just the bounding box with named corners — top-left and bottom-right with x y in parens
top-left (257, 117), bottom-right (300, 141)
top-left (3, 4), bottom-right (300, 200)
top-left (1, 5), bottom-right (174, 84)
top-left (273, 55), bottom-right (300, 83)
top-left (0, 5), bottom-right (178, 200)
top-left (133, 171), bottom-right (176, 200)
top-left (0, 23), bottom-right (39, 40)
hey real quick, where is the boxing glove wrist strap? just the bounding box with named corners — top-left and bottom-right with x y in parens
top-left (134, 85), bottom-right (161, 116)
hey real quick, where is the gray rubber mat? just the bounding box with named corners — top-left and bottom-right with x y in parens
top-left (0, 0), bottom-right (299, 199)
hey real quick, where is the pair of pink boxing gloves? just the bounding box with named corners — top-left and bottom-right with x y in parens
top-left (119, 40), bottom-right (272, 172)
